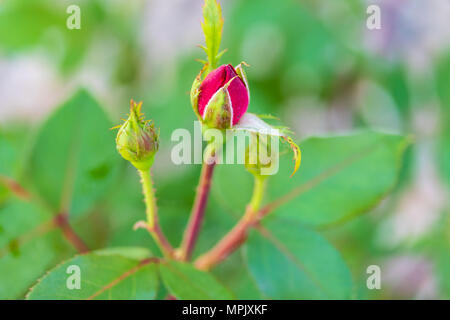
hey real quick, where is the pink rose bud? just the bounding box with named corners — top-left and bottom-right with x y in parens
top-left (191, 64), bottom-right (249, 129)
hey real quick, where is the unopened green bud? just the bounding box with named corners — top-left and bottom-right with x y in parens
top-left (115, 100), bottom-right (159, 171)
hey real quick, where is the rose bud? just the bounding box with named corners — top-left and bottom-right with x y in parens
top-left (115, 100), bottom-right (159, 171)
top-left (191, 63), bottom-right (249, 130)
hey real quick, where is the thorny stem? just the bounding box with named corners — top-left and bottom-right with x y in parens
top-left (138, 169), bottom-right (174, 259)
top-left (195, 176), bottom-right (266, 270)
top-left (179, 150), bottom-right (217, 261)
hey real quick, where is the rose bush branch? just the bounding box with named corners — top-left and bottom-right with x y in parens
top-left (196, 134), bottom-right (369, 271)
top-left (179, 62), bottom-right (251, 260)
top-left (194, 169), bottom-right (333, 270)
top-left (180, 0), bottom-right (300, 264)
top-left (114, 0), bottom-right (300, 267)
top-left (177, 1), bottom-right (252, 260)
top-left (195, 125), bottom-right (301, 269)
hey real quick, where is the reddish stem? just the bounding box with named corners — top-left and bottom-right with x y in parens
top-left (179, 159), bottom-right (216, 261)
top-left (54, 213), bottom-right (89, 253)
top-left (0, 176), bottom-right (30, 201)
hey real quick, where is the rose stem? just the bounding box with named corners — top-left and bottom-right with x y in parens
top-left (178, 151), bottom-right (217, 261)
top-left (194, 176), bottom-right (266, 270)
top-left (138, 169), bottom-right (174, 258)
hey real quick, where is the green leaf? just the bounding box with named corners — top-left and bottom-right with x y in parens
top-left (201, 0), bottom-right (224, 70)
top-left (435, 54), bottom-right (450, 111)
top-left (435, 55), bottom-right (450, 188)
top-left (159, 261), bottom-right (234, 299)
top-left (0, 132), bottom-right (16, 203)
top-left (26, 247), bottom-right (158, 300)
top-left (270, 131), bottom-right (411, 226)
top-left (0, 0), bottom-right (105, 72)
top-left (213, 251), bottom-right (266, 299)
top-left (415, 215), bottom-right (450, 299)
top-left (244, 218), bottom-right (352, 299)
top-left (439, 122), bottom-right (450, 189)
top-left (0, 0), bottom-right (59, 51)
top-left (24, 89), bottom-right (120, 218)
top-left (0, 199), bottom-right (74, 299)
top-left (213, 131), bottom-right (410, 227)
top-left (0, 126), bottom-right (31, 204)
top-left (0, 129), bottom-right (22, 176)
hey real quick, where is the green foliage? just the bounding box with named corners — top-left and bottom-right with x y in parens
top-left (0, 127), bottom-right (30, 204)
top-left (24, 90), bottom-right (120, 218)
top-left (0, 200), bottom-right (74, 299)
top-left (27, 247), bottom-right (158, 300)
top-left (415, 215), bottom-right (450, 299)
top-left (0, 131), bottom-right (21, 176)
top-left (213, 253), bottom-right (265, 299)
top-left (0, 0), bottom-right (59, 50)
top-left (160, 261), bottom-right (234, 299)
top-left (0, 135), bottom-right (15, 203)
top-left (271, 132), bottom-right (411, 226)
top-left (439, 123), bottom-right (450, 188)
top-left (435, 55), bottom-right (450, 187)
top-left (245, 218), bottom-right (352, 299)
top-left (0, 0), bottom-right (106, 72)
top-left (0, 90), bottom-right (123, 298)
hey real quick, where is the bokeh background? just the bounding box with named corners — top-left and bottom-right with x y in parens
top-left (0, 0), bottom-right (449, 299)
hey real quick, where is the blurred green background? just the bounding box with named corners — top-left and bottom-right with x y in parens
top-left (0, 0), bottom-right (449, 299)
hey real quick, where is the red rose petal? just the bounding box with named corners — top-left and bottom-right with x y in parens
top-left (198, 64), bottom-right (249, 125)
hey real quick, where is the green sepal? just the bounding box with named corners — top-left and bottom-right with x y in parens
top-left (201, 0), bottom-right (224, 72)
top-left (201, 76), bottom-right (238, 130)
top-left (202, 87), bottom-right (232, 130)
top-left (235, 62), bottom-right (250, 91)
top-left (190, 65), bottom-right (207, 119)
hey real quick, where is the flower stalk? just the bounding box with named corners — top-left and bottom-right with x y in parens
top-left (178, 149), bottom-right (217, 261)
top-left (194, 175), bottom-right (266, 270)
top-left (138, 169), bottom-right (174, 259)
